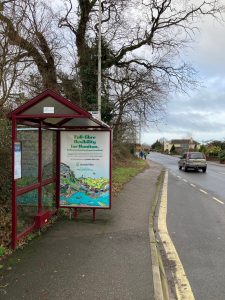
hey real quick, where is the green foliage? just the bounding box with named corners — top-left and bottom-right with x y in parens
top-left (219, 150), bottom-right (225, 162)
top-left (113, 142), bottom-right (136, 161)
top-left (170, 144), bottom-right (176, 154)
top-left (0, 205), bottom-right (11, 248)
top-left (130, 147), bottom-right (135, 155)
top-left (151, 140), bottom-right (163, 152)
top-left (57, 208), bottom-right (70, 217)
top-left (0, 246), bottom-right (6, 257)
top-left (79, 37), bottom-right (115, 116)
top-left (101, 37), bottom-right (115, 69)
top-left (79, 45), bottom-right (98, 110)
top-left (0, 116), bottom-right (11, 204)
top-left (112, 159), bottom-right (147, 194)
top-left (199, 144), bottom-right (207, 153)
top-left (209, 140), bottom-right (225, 150)
top-left (113, 167), bottom-right (139, 183)
top-left (101, 95), bottom-right (114, 124)
top-left (206, 145), bottom-right (221, 157)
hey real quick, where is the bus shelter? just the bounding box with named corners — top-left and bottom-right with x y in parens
top-left (8, 89), bottom-right (112, 249)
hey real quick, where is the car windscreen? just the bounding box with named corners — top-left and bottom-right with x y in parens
top-left (189, 153), bottom-right (204, 159)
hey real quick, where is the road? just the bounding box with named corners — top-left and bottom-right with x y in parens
top-left (149, 152), bottom-right (225, 300)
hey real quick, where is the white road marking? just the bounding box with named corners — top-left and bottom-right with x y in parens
top-left (177, 175), bottom-right (181, 179)
top-left (190, 183), bottom-right (196, 187)
top-left (183, 179), bottom-right (188, 182)
top-left (200, 189), bottom-right (208, 194)
top-left (213, 197), bottom-right (224, 205)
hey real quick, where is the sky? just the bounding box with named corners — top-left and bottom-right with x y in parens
top-left (142, 14), bottom-right (225, 146)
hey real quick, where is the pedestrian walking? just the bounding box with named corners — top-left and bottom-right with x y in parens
top-left (139, 150), bottom-right (144, 159)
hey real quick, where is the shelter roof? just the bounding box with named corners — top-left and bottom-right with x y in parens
top-left (8, 89), bottom-right (110, 130)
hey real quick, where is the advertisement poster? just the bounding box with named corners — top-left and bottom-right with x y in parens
top-left (14, 142), bottom-right (22, 180)
top-left (60, 131), bottom-right (110, 208)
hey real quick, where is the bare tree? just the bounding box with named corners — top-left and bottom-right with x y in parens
top-left (104, 65), bottom-right (167, 142)
top-left (0, 0), bottom-right (224, 127)
top-left (59, 0), bottom-right (224, 105)
top-left (0, 22), bottom-right (34, 111)
top-left (59, 0), bottom-right (129, 110)
top-left (0, 0), bottom-right (62, 93)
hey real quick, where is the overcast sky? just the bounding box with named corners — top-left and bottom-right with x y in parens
top-left (142, 15), bottom-right (225, 145)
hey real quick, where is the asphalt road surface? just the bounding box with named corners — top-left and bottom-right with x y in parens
top-left (150, 152), bottom-right (225, 300)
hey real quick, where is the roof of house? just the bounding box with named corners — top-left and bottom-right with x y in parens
top-left (170, 139), bottom-right (199, 145)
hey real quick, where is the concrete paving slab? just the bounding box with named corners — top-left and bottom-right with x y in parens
top-left (0, 162), bottom-right (162, 300)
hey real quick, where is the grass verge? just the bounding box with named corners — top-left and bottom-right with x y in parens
top-left (112, 157), bottom-right (148, 195)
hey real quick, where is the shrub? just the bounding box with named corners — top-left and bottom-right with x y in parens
top-left (170, 144), bottom-right (176, 154)
top-left (0, 116), bottom-right (12, 205)
top-left (206, 145), bottom-right (221, 157)
top-left (199, 144), bottom-right (207, 153)
top-left (219, 150), bottom-right (225, 162)
top-left (0, 246), bottom-right (6, 257)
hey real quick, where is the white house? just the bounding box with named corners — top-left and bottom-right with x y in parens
top-left (164, 138), bottom-right (200, 154)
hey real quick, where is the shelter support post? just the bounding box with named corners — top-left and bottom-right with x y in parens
top-left (38, 124), bottom-right (42, 212)
top-left (56, 131), bottom-right (60, 209)
top-left (11, 116), bottom-right (17, 249)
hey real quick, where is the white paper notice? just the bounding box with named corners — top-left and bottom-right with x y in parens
top-left (14, 142), bottom-right (22, 179)
top-left (43, 107), bottom-right (54, 113)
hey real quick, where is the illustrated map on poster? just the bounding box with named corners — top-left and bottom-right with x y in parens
top-left (60, 131), bottom-right (110, 208)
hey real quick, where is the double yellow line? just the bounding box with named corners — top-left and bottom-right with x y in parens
top-left (158, 170), bottom-right (195, 300)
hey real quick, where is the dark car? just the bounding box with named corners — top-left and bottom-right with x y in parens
top-left (178, 152), bottom-right (207, 173)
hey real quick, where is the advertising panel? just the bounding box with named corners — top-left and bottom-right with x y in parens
top-left (60, 131), bottom-right (110, 208)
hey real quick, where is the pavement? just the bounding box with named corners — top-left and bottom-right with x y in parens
top-left (0, 161), bottom-right (163, 300)
top-left (207, 160), bottom-right (225, 166)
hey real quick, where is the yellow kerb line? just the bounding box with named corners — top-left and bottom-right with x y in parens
top-left (158, 170), bottom-right (195, 300)
top-left (199, 189), bottom-right (207, 194)
top-left (213, 197), bottom-right (224, 205)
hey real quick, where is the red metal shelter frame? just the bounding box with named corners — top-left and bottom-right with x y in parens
top-left (8, 89), bottom-right (112, 249)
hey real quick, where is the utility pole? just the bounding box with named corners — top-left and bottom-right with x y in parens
top-left (139, 111), bottom-right (142, 146)
top-left (97, 0), bottom-right (102, 120)
top-left (139, 119), bottom-right (141, 145)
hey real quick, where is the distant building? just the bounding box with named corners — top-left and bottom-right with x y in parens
top-left (164, 138), bottom-right (200, 154)
top-left (135, 143), bottom-right (142, 152)
top-left (135, 144), bottom-right (150, 153)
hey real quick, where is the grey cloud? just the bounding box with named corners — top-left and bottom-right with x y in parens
top-left (165, 112), bottom-right (225, 133)
top-left (142, 11), bottom-right (225, 145)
